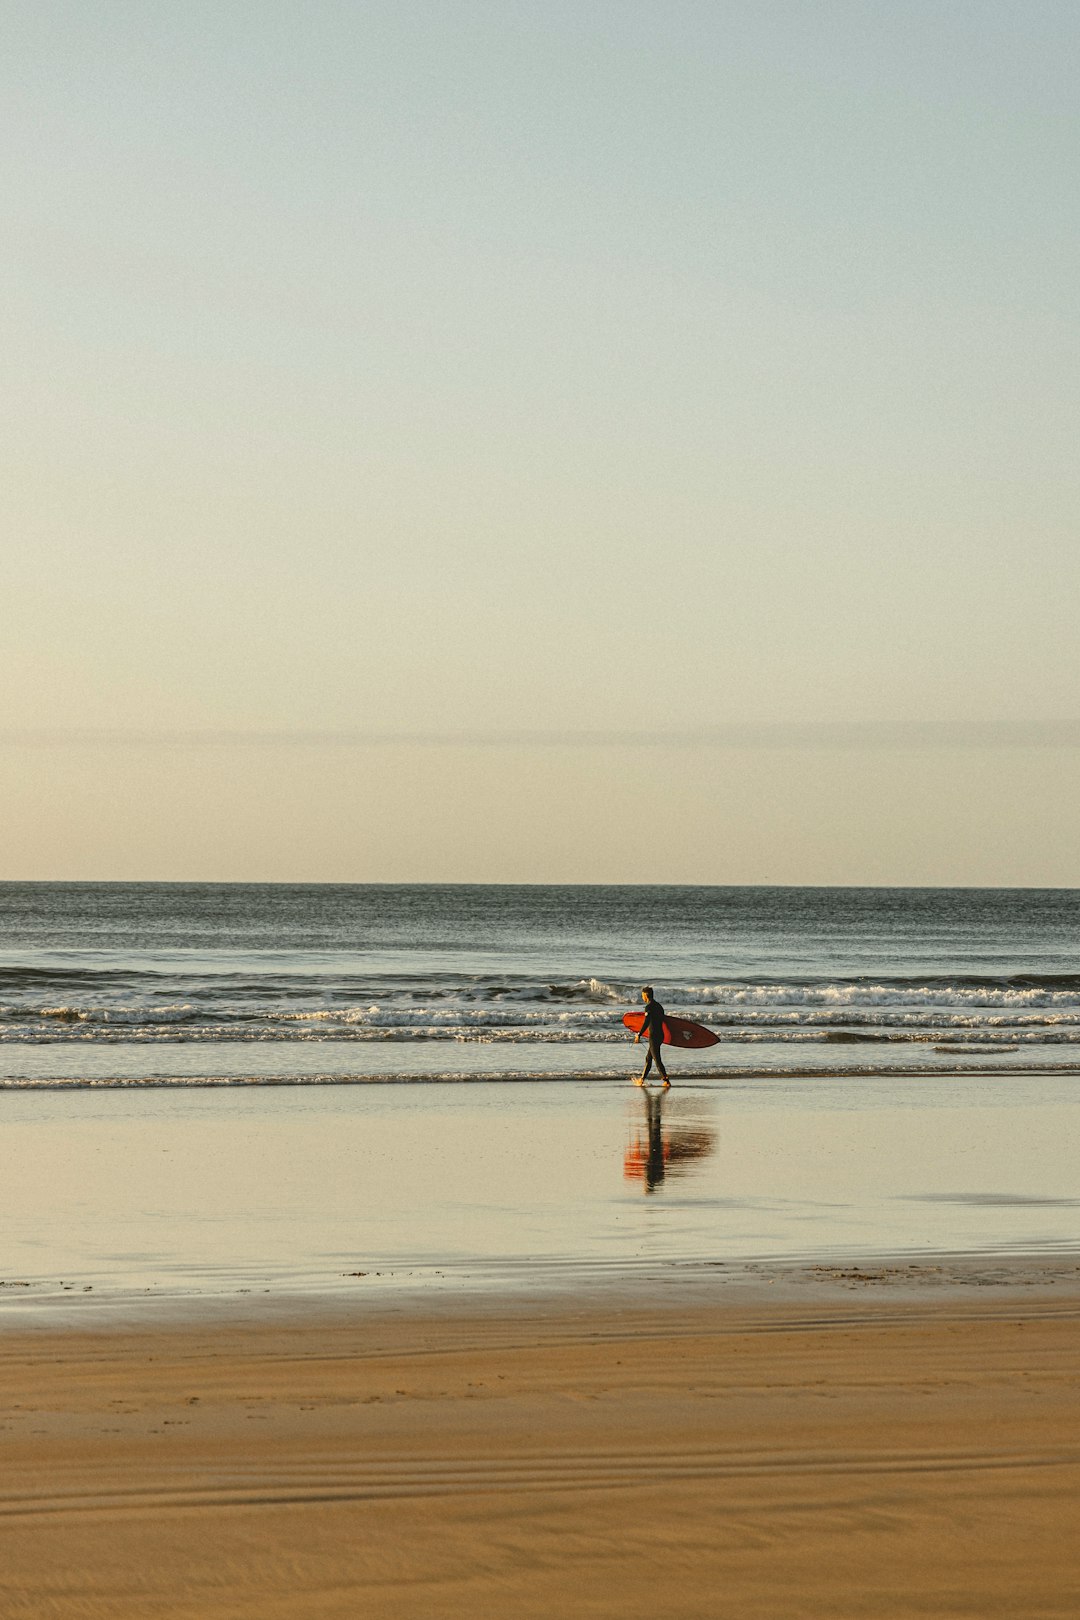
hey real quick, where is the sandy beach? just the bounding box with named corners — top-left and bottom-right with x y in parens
top-left (3, 1268), bottom-right (1080, 1619)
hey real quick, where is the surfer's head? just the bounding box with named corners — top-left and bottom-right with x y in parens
top-left (642, 985), bottom-right (654, 1001)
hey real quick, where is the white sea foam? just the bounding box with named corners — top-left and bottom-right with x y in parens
top-left (6, 970), bottom-right (1080, 1051)
top-left (682, 982), bottom-right (1080, 1010)
top-left (4, 1057), bottom-right (1080, 1089)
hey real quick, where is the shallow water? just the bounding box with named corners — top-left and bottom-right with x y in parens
top-left (2, 1073), bottom-right (1078, 1308)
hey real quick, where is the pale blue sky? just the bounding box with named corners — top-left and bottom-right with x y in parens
top-left (3, 2), bottom-right (1078, 881)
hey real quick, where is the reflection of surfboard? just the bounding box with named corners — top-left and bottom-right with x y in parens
top-left (622, 1011), bottom-right (720, 1049)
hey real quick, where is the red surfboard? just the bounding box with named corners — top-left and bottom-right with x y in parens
top-left (623, 1010), bottom-right (720, 1050)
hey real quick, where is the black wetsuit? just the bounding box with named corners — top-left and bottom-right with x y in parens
top-left (640, 998), bottom-right (668, 1079)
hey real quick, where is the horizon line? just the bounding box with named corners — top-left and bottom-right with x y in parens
top-left (2, 720), bottom-right (1079, 751)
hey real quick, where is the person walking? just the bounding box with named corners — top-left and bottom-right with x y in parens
top-left (634, 985), bottom-right (670, 1087)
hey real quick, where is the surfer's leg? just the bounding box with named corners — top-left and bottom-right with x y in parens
top-left (639, 1046), bottom-right (654, 1083)
top-left (651, 1037), bottom-right (668, 1083)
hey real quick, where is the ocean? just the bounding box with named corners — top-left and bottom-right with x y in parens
top-left (3, 883), bottom-right (1080, 1301)
top-left (1, 882), bottom-right (1078, 1085)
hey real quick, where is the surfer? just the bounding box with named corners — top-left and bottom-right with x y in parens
top-left (634, 985), bottom-right (669, 1087)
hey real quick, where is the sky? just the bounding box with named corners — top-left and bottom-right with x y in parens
top-left (3, 0), bottom-right (1078, 884)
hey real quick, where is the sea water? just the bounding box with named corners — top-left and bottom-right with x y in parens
top-left (2, 884), bottom-right (1079, 1301)
top-left (1, 882), bottom-right (1079, 1084)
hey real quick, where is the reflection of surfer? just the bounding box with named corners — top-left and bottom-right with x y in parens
top-left (623, 1088), bottom-right (667, 1191)
top-left (623, 1088), bottom-right (716, 1194)
top-left (633, 985), bottom-right (669, 1086)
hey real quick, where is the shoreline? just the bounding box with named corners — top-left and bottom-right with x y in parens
top-left (4, 1060), bottom-right (1080, 1087)
top-left (3, 1264), bottom-right (1079, 1617)
top-left (5, 1248), bottom-right (1080, 1333)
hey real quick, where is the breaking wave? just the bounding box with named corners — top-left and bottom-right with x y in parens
top-left (3, 969), bottom-right (1080, 1048)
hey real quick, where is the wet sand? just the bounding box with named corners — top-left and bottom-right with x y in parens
top-left (5, 1075), bottom-right (1080, 1298)
top-left (3, 1267), bottom-right (1080, 1618)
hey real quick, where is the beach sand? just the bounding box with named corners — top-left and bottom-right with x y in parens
top-left (3, 1269), bottom-right (1080, 1618)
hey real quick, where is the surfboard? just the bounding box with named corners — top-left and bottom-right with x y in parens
top-left (622, 1010), bottom-right (720, 1050)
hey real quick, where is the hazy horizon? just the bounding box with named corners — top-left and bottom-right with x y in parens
top-left (3, 876), bottom-right (1077, 892)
